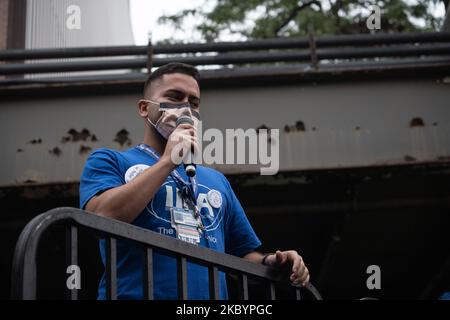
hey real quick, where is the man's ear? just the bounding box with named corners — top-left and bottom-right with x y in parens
top-left (138, 99), bottom-right (149, 118)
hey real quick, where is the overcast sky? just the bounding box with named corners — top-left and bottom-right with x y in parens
top-left (130, 0), bottom-right (207, 45)
top-left (129, 0), bottom-right (447, 45)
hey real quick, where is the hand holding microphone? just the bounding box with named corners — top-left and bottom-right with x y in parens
top-left (176, 116), bottom-right (197, 177)
top-left (160, 113), bottom-right (198, 176)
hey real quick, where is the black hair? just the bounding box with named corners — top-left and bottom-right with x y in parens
top-left (143, 62), bottom-right (200, 97)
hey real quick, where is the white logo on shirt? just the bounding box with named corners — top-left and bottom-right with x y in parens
top-left (125, 164), bottom-right (150, 183)
top-left (207, 189), bottom-right (222, 209)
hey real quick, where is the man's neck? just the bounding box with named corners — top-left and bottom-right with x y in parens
top-left (143, 127), bottom-right (166, 156)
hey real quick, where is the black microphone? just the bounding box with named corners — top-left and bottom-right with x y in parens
top-left (175, 116), bottom-right (196, 177)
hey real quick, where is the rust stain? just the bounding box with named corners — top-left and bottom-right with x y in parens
top-left (114, 129), bottom-right (132, 147)
top-left (62, 128), bottom-right (94, 143)
top-left (69, 128), bottom-right (91, 141)
top-left (295, 121), bottom-right (305, 131)
top-left (79, 145), bottom-right (92, 155)
top-left (404, 155), bottom-right (417, 162)
top-left (49, 147), bottom-right (62, 157)
top-left (28, 138), bottom-right (42, 144)
top-left (256, 125), bottom-right (269, 131)
top-left (256, 125), bottom-right (273, 143)
top-left (284, 120), bottom-right (306, 133)
top-left (295, 121), bottom-right (306, 131)
top-left (410, 117), bottom-right (425, 127)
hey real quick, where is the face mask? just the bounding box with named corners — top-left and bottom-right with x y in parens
top-left (144, 100), bottom-right (200, 139)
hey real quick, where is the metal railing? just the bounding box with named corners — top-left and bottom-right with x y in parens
top-left (11, 207), bottom-right (322, 300)
top-left (1, 32), bottom-right (450, 77)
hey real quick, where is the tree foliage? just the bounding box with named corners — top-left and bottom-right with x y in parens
top-left (158, 0), bottom-right (446, 42)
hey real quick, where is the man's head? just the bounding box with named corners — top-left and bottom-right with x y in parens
top-left (138, 63), bottom-right (201, 142)
top-left (139, 62), bottom-right (201, 119)
top-left (143, 62), bottom-right (200, 100)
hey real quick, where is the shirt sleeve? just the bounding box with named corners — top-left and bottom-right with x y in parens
top-left (222, 175), bottom-right (262, 257)
top-left (79, 148), bottom-right (124, 210)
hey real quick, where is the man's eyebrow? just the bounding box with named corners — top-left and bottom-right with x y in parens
top-left (163, 89), bottom-right (200, 102)
top-left (163, 89), bottom-right (182, 96)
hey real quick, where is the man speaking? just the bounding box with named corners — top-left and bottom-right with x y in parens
top-left (79, 62), bottom-right (309, 299)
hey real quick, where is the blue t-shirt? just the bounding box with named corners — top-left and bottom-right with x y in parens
top-left (79, 145), bottom-right (261, 300)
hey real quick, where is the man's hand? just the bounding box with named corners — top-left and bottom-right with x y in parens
top-left (161, 123), bottom-right (198, 166)
top-left (265, 250), bottom-right (310, 287)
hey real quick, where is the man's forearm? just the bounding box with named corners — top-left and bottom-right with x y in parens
top-left (85, 157), bottom-right (175, 223)
top-left (243, 251), bottom-right (267, 264)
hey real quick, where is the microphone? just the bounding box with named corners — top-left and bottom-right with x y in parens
top-left (175, 116), bottom-right (196, 177)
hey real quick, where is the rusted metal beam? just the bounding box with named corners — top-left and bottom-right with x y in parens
top-left (1, 57), bottom-right (449, 97)
top-left (1, 32), bottom-right (450, 60)
top-left (1, 44), bottom-right (450, 75)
